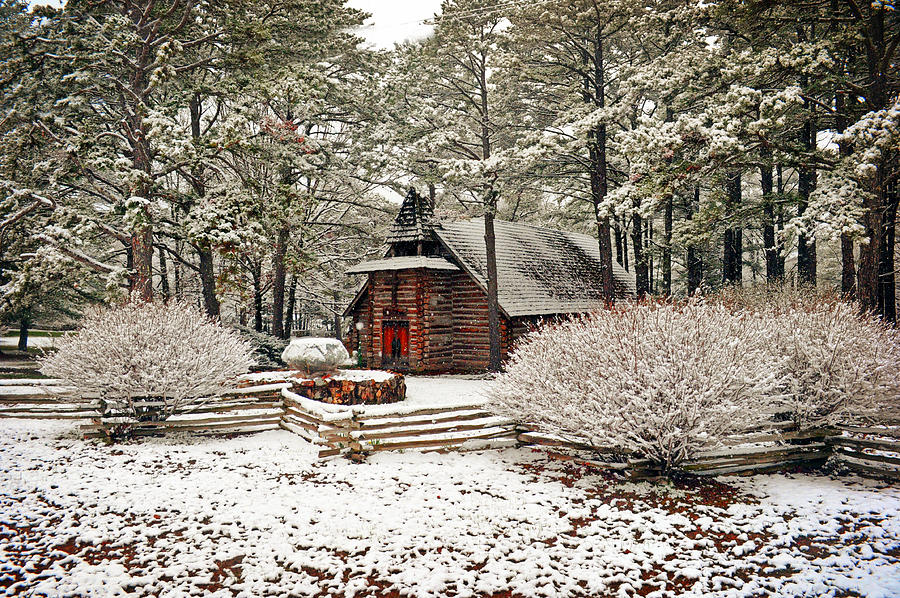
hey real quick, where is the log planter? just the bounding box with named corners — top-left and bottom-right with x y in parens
top-left (239, 370), bottom-right (406, 407)
top-left (290, 373), bottom-right (405, 406)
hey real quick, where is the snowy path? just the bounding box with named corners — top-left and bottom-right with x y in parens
top-left (0, 419), bottom-right (898, 597)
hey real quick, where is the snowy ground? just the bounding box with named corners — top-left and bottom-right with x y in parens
top-left (403, 376), bottom-right (489, 407)
top-left (241, 372), bottom-right (491, 409)
top-left (1, 419), bottom-right (898, 597)
top-left (0, 335), bottom-right (59, 350)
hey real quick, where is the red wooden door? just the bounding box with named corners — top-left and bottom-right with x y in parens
top-left (382, 321), bottom-right (409, 367)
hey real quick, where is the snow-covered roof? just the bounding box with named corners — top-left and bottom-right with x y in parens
top-left (346, 256), bottom-right (460, 274)
top-left (435, 219), bottom-right (636, 317)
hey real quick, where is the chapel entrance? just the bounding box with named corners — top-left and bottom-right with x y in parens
top-left (382, 321), bottom-right (409, 368)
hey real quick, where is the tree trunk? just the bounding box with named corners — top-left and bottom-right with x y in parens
top-left (332, 291), bottom-right (342, 341)
top-left (590, 34), bottom-right (615, 303)
top-left (662, 195), bottom-right (672, 296)
top-left (834, 84), bottom-right (856, 298)
top-left (686, 185), bottom-right (703, 295)
top-left (484, 207), bottom-right (502, 371)
top-left (17, 318), bottom-right (28, 352)
top-left (613, 221), bottom-right (624, 267)
top-left (158, 244), bottom-right (171, 299)
top-left (588, 131), bottom-right (614, 301)
top-left (760, 162), bottom-right (780, 282)
top-left (130, 227), bottom-right (153, 301)
top-left (632, 210), bottom-right (649, 296)
top-left (188, 93), bottom-right (220, 314)
top-left (475, 44), bottom-right (502, 372)
top-left (198, 245), bottom-right (220, 318)
top-left (795, 21), bottom-right (818, 287)
top-left (856, 7), bottom-right (897, 322)
top-left (723, 171), bottom-right (742, 285)
top-left (271, 226), bottom-right (290, 339)
top-left (252, 263), bottom-right (264, 332)
top-left (879, 198), bottom-right (897, 321)
top-left (797, 168), bottom-right (817, 286)
top-left (840, 235), bottom-right (856, 298)
top-left (776, 166), bottom-right (787, 278)
top-left (173, 238), bottom-right (182, 298)
top-left (848, 7), bottom-right (893, 318)
top-left (285, 275), bottom-right (297, 338)
top-left (647, 221), bottom-right (654, 294)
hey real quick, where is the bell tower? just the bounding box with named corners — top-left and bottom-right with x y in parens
top-left (386, 187), bottom-right (436, 257)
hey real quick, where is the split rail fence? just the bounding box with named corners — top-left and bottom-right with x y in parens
top-left (1, 378), bottom-right (898, 480)
top-left (830, 419), bottom-right (900, 481)
top-left (519, 421), bottom-right (833, 478)
top-left (281, 388), bottom-right (518, 458)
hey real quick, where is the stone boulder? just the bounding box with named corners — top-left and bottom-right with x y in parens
top-left (281, 337), bottom-right (352, 376)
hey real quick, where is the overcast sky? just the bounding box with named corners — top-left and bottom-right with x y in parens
top-left (348, 0), bottom-right (443, 48)
top-left (29, 1), bottom-right (444, 49)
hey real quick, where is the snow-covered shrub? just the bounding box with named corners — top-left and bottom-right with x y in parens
top-left (489, 302), bottom-right (782, 472)
top-left (39, 300), bottom-right (255, 425)
top-left (715, 282), bottom-right (840, 315)
top-left (717, 287), bottom-right (900, 428)
top-left (769, 301), bottom-right (900, 427)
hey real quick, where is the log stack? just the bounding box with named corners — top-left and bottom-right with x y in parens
top-left (289, 373), bottom-right (405, 406)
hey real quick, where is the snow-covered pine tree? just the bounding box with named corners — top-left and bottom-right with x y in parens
top-left (380, 0), bottom-right (528, 370)
top-left (212, 0), bottom-right (383, 338)
top-left (507, 0), bottom-right (640, 297)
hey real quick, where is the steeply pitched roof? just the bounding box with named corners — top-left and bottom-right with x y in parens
top-left (386, 188), bottom-right (435, 244)
top-left (434, 219), bottom-right (636, 317)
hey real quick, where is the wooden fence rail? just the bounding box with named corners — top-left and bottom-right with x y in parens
top-left (2, 378), bottom-right (899, 480)
top-left (829, 419), bottom-right (900, 481)
top-left (79, 383), bottom-right (289, 438)
top-left (0, 380), bottom-right (93, 419)
top-left (280, 388), bottom-right (518, 458)
top-left (518, 423), bottom-right (837, 479)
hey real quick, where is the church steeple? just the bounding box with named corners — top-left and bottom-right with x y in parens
top-left (386, 187), bottom-right (436, 256)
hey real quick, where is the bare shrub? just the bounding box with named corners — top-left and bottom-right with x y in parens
top-left (489, 302), bottom-right (782, 472)
top-left (39, 300), bottom-right (255, 425)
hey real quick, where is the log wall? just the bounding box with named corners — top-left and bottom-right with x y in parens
top-left (421, 271), bottom-right (454, 372)
top-left (347, 268), bottom-right (521, 374)
top-left (450, 272), bottom-right (511, 372)
top-left (366, 269), bottom-right (424, 371)
top-left (345, 287), bottom-right (372, 368)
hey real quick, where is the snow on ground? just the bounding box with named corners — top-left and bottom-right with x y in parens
top-left (0, 335), bottom-right (58, 350)
top-left (1, 419), bottom-right (898, 597)
top-left (240, 370), bottom-right (398, 384)
top-left (402, 375), bottom-right (489, 407)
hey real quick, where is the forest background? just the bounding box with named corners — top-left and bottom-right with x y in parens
top-left (1, 0), bottom-right (897, 349)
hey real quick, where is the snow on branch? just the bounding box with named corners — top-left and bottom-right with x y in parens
top-left (39, 299), bottom-right (256, 434)
top-left (489, 301), bottom-right (782, 472)
top-left (490, 288), bottom-right (900, 472)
